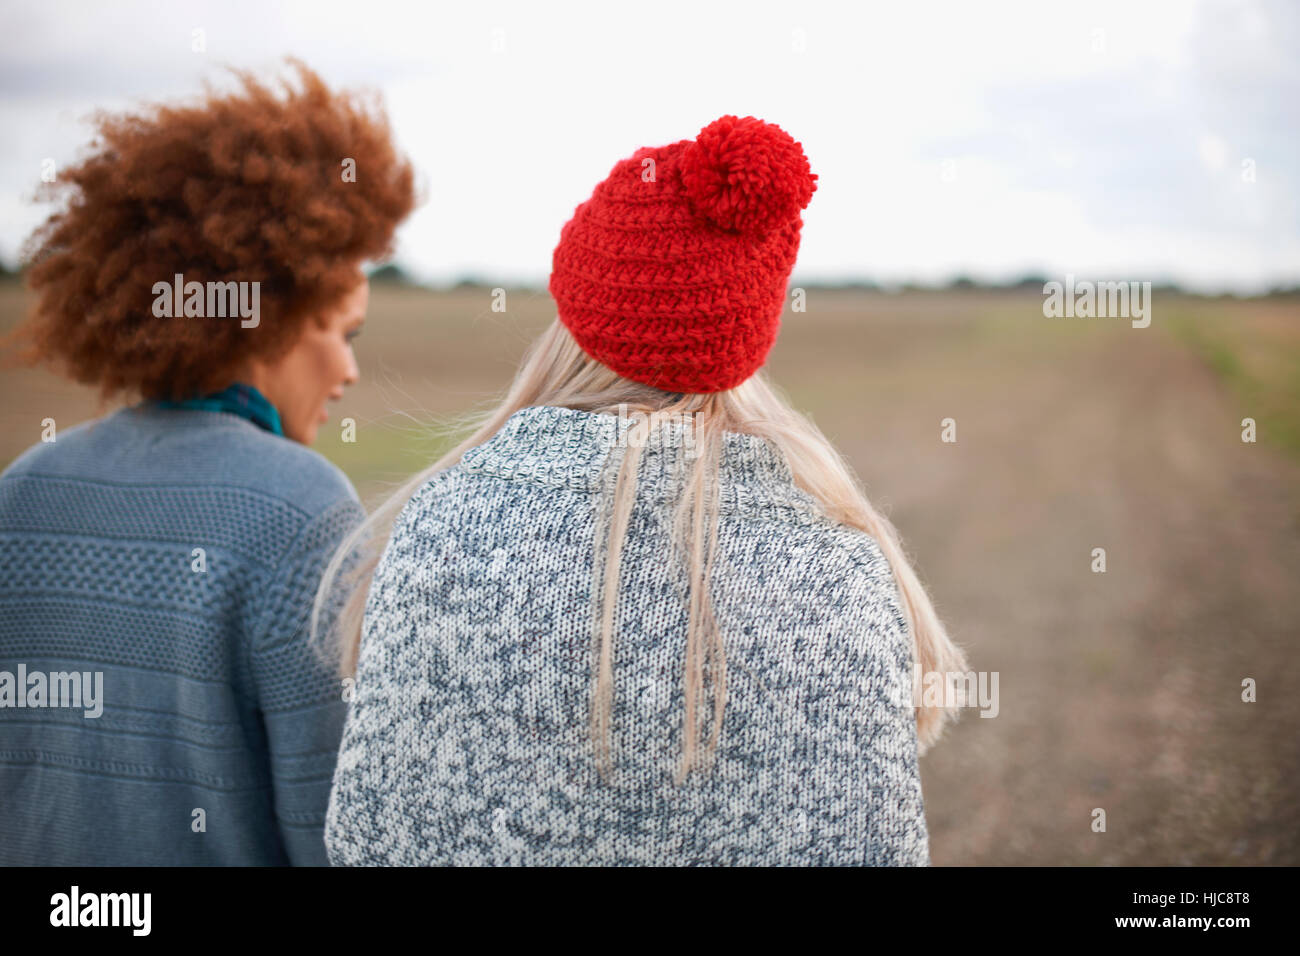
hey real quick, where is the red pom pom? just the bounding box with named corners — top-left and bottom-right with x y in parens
top-left (680, 115), bottom-right (817, 237)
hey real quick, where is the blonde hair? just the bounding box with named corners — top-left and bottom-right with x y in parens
top-left (313, 317), bottom-right (968, 783)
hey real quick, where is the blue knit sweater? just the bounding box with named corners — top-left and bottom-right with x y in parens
top-left (0, 405), bottom-right (362, 865)
top-left (326, 405), bottom-right (929, 865)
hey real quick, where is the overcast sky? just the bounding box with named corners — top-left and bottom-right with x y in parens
top-left (1, 0), bottom-right (1297, 292)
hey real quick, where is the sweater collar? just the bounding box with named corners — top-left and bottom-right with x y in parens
top-left (459, 404), bottom-right (821, 517)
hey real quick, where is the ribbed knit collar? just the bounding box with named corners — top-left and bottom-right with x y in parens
top-left (459, 404), bottom-right (823, 518)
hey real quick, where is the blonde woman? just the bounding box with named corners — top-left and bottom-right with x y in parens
top-left (319, 115), bottom-right (967, 866)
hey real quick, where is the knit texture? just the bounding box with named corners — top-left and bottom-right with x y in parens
top-left (0, 406), bottom-right (362, 865)
top-left (326, 404), bottom-right (928, 866)
top-left (549, 115), bottom-right (817, 393)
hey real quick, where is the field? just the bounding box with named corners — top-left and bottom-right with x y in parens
top-left (2, 279), bottom-right (1298, 864)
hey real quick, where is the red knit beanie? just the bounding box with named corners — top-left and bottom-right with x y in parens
top-left (549, 115), bottom-right (817, 394)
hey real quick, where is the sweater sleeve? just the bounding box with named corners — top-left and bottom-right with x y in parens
top-left (840, 534), bottom-right (932, 866)
top-left (249, 495), bottom-right (364, 866)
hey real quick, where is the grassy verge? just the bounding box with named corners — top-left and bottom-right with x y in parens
top-left (1163, 296), bottom-right (1300, 460)
top-left (313, 414), bottom-right (472, 506)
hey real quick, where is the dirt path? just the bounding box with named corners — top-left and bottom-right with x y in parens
top-left (770, 292), bottom-right (1300, 864)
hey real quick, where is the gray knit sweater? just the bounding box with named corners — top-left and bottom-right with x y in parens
top-left (325, 404), bottom-right (929, 866)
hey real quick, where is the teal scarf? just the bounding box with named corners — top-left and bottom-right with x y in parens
top-left (157, 383), bottom-right (284, 436)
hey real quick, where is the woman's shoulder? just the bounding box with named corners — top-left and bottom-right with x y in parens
top-left (718, 506), bottom-right (910, 652)
top-left (2, 404), bottom-right (359, 519)
top-left (727, 494), bottom-right (899, 588)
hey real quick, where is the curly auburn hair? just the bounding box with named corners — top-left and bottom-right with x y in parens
top-left (10, 60), bottom-right (416, 400)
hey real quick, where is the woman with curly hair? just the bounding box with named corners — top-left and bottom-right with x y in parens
top-left (0, 62), bottom-right (414, 865)
top-left (321, 116), bottom-right (966, 866)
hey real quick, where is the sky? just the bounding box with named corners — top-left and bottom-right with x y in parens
top-left (1, 0), bottom-right (1297, 293)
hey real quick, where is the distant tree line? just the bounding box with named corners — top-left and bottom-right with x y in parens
top-left (0, 259), bottom-right (1296, 298)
